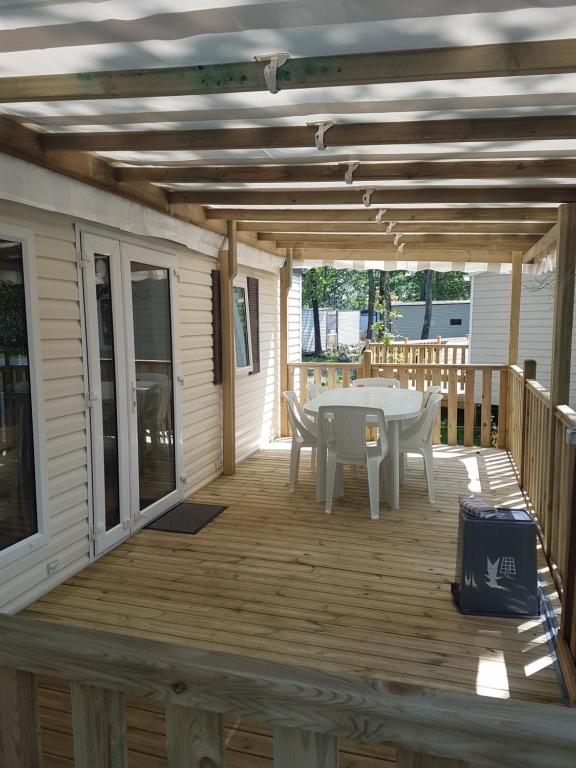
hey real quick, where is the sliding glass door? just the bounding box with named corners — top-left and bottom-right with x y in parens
top-left (83, 233), bottom-right (181, 556)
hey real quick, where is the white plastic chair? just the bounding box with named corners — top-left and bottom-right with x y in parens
top-left (318, 405), bottom-right (389, 520)
top-left (352, 377), bottom-right (399, 388)
top-left (283, 390), bottom-right (318, 491)
top-left (306, 381), bottom-right (323, 401)
top-left (422, 385), bottom-right (442, 408)
top-left (398, 393), bottom-right (443, 503)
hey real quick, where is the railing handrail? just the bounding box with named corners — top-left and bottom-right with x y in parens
top-left (0, 614), bottom-right (574, 768)
top-left (290, 362), bottom-right (505, 370)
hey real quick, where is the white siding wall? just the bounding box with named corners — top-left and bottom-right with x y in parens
top-left (469, 272), bottom-right (576, 407)
top-left (235, 265), bottom-right (279, 461)
top-left (0, 201), bottom-right (90, 613)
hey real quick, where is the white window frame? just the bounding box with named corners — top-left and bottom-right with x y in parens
top-left (0, 223), bottom-right (48, 568)
top-left (232, 276), bottom-right (253, 376)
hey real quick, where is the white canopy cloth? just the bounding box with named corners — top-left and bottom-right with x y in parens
top-left (304, 386), bottom-right (423, 510)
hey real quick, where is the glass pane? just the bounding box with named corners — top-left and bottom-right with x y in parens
top-left (94, 255), bottom-right (120, 531)
top-left (131, 262), bottom-right (175, 510)
top-left (0, 240), bottom-right (37, 551)
top-left (233, 286), bottom-right (250, 369)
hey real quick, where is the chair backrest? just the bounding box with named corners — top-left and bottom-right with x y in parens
top-left (352, 377), bottom-right (399, 388)
top-left (283, 390), bottom-right (316, 443)
top-left (402, 393), bottom-right (443, 444)
top-left (306, 382), bottom-right (323, 401)
top-left (422, 385), bottom-right (442, 408)
top-left (318, 405), bottom-right (387, 463)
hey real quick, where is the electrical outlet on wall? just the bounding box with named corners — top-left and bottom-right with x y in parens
top-left (47, 560), bottom-right (60, 576)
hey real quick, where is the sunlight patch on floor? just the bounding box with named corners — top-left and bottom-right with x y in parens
top-left (476, 649), bottom-right (510, 698)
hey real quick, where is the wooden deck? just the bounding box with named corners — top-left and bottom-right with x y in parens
top-left (25, 442), bottom-right (564, 767)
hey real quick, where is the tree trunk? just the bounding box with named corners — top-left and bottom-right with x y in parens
top-left (366, 269), bottom-right (376, 341)
top-left (420, 269), bottom-right (434, 339)
top-left (309, 269), bottom-right (323, 355)
top-left (378, 270), bottom-right (392, 332)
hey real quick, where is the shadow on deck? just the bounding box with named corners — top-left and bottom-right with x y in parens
top-left (25, 442), bottom-right (564, 767)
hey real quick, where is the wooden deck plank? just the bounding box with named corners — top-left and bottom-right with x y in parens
top-left (25, 443), bottom-right (563, 767)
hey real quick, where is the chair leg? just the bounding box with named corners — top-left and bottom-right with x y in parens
top-left (422, 446), bottom-right (435, 503)
top-left (335, 463), bottom-right (345, 497)
top-left (325, 453), bottom-right (337, 514)
top-left (289, 443), bottom-right (301, 492)
top-left (399, 452), bottom-right (406, 485)
top-left (367, 458), bottom-right (381, 520)
top-left (310, 447), bottom-right (316, 472)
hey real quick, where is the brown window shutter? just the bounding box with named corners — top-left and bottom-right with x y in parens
top-left (247, 276), bottom-right (260, 375)
top-left (211, 270), bottom-right (223, 385)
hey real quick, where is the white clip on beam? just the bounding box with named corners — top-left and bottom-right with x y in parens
top-left (362, 188), bottom-right (375, 208)
top-left (307, 121), bottom-right (335, 151)
top-left (254, 53), bottom-right (290, 94)
top-left (386, 220), bottom-right (397, 234)
top-left (398, 242), bottom-right (405, 254)
top-left (345, 161), bottom-right (360, 185)
top-left (394, 233), bottom-right (402, 246)
top-left (374, 208), bottom-right (387, 223)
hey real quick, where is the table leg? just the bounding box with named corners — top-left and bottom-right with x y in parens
top-left (387, 421), bottom-right (400, 510)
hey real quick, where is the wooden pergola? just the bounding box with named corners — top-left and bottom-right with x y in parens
top-left (1, 3), bottom-right (576, 763)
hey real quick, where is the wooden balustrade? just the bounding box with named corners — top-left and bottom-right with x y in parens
top-left (366, 340), bottom-right (468, 366)
top-left (0, 613), bottom-right (575, 768)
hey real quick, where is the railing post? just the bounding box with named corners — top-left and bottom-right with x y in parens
top-left (520, 359), bottom-right (537, 489)
top-left (0, 668), bottom-right (41, 768)
top-left (273, 726), bottom-right (338, 768)
top-left (70, 683), bottom-right (127, 768)
top-left (363, 348), bottom-right (372, 378)
top-left (166, 704), bottom-right (224, 768)
top-left (397, 748), bottom-right (468, 767)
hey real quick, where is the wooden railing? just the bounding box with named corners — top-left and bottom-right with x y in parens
top-left (286, 358), bottom-right (508, 449)
top-left (366, 339), bottom-right (468, 365)
top-left (0, 614), bottom-right (575, 768)
top-left (506, 360), bottom-right (576, 702)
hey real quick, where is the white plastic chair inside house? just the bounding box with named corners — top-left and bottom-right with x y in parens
top-left (306, 381), bottom-right (323, 401)
top-left (352, 377), bottom-right (399, 388)
top-left (283, 390), bottom-right (318, 491)
top-left (318, 405), bottom-right (389, 520)
top-left (398, 393), bottom-right (443, 503)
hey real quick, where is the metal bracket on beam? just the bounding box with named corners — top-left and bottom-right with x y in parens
top-left (386, 220), bottom-right (396, 234)
top-left (307, 121), bottom-right (335, 151)
top-left (362, 188), bottom-right (375, 208)
top-left (374, 208), bottom-right (387, 223)
top-left (398, 242), bottom-right (405, 254)
top-left (394, 232), bottom-right (402, 247)
top-left (254, 53), bottom-right (290, 94)
top-left (344, 161), bottom-right (360, 185)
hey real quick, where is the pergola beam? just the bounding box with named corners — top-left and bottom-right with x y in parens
top-left (205, 207), bottom-right (559, 222)
top-left (5, 38), bottom-right (576, 103)
top-left (170, 188), bottom-right (576, 205)
top-left (260, 233), bottom-right (537, 249)
top-left (116, 159), bottom-right (576, 184)
top-left (43, 115), bottom-right (576, 152)
top-left (239, 221), bottom-right (551, 234)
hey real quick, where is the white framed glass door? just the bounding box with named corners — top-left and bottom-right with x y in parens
top-left (82, 231), bottom-right (182, 556)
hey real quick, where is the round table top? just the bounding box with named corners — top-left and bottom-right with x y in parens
top-left (303, 386), bottom-right (423, 421)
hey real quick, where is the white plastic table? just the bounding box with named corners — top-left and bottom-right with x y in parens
top-left (304, 387), bottom-right (423, 510)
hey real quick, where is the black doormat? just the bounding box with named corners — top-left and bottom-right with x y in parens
top-left (145, 502), bottom-right (227, 535)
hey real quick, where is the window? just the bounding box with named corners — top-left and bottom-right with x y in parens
top-left (0, 234), bottom-right (44, 560)
top-left (233, 280), bottom-right (252, 373)
top-left (450, 318), bottom-right (463, 326)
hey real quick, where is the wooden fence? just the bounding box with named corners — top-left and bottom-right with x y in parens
top-left (506, 361), bottom-right (576, 702)
top-left (287, 358), bottom-right (507, 448)
top-left (366, 340), bottom-right (468, 366)
top-left (0, 613), bottom-right (575, 768)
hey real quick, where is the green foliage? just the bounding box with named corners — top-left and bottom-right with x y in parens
top-left (0, 281), bottom-right (26, 352)
top-left (302, 268), bottom-right (470, 309)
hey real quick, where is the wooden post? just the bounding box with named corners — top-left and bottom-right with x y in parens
top-left (70, 683), bottom-right (127, 768)
top-left (0, 668), bottom-right (41, 768)
top-left (220, 220), bottom-right (238, 476)
top-left (280, 251), bottom-right (293, 437)
top-left (165, 704), bottom-right (224, 768)
top-left (396, 748), bottom-right (468, 768)
top-left (508, 250), bottom-right (523, 365)
top-left (363, 348), bottom-right (373, 378)
top-left (273, 726), bottom-right (338, 768)
top-left (520, 359), bottom-right (537, 489)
